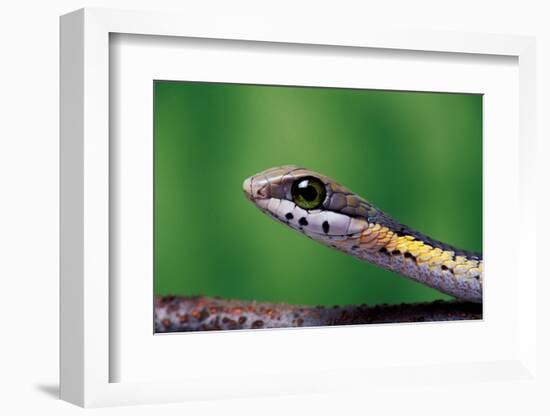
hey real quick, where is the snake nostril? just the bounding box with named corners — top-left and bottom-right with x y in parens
top-left (256, 184), bottom-right (270, 199)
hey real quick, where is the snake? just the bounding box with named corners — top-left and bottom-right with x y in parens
top-left (243, 166), bottom-right (482, 303)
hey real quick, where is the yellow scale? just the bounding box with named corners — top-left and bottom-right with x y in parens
top-left (355, 223), bottom-right (481, 278)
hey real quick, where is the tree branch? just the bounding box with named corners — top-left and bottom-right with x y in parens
top-left (155, 296), bottom-right (482, 332)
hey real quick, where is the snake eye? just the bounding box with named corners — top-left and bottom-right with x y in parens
top-left (291, 177), bottom-right (326, 210)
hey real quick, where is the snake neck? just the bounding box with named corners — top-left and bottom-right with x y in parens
top-left (334, 221), bottom-right (482, 303)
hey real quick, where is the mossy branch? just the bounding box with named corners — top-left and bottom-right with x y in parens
top-left (155, 296), bottom-right (482, 332)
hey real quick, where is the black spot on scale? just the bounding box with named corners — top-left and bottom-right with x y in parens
top-left (391, 250), bottom-right (401, 255)
top-left (322, 221), bottom-right (330, 234)
top-left (298, 217), bottom-right (308, 226)
top-left (441, 265), bottom-right (455, 274)
top-left (379, 247), bottom-right (388, 254)
top-left (285, 212), bottom-right (294, 220)
top-left (351, 245), bottom-right (359, 250)
top-left (404, 252), bottom-right (415, 260)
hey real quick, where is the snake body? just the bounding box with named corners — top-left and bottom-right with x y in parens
top-left (243, 166), bottom-right (482, 303)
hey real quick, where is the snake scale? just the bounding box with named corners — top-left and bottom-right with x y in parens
top-left (243, 166), bottom-right (482, 303)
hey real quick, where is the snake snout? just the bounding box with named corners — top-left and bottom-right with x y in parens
top-left (243, 176), bottom-right (254, 201)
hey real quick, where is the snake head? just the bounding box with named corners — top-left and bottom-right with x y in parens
top-left (243, 166), bottom-right (369, 240)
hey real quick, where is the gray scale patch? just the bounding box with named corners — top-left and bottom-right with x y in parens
top-left (358, 250), bottom-right (482, 302)
top-left (329, 193), bottom-right (347, 211)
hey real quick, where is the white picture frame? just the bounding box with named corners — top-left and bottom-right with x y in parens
top-left (60, 7), bottom-right (538, 408)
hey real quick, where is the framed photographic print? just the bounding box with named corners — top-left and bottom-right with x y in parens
top-left (60, 7), bottom-right (538, 408)
top-left (153, 81), bottom-right (483, 333)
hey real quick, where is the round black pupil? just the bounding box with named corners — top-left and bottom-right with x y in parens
top-left (298, 181), bottom-right (318, 201)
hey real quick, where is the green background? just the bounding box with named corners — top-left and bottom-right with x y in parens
top-left (154, 81), bottom-right (482, 306)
